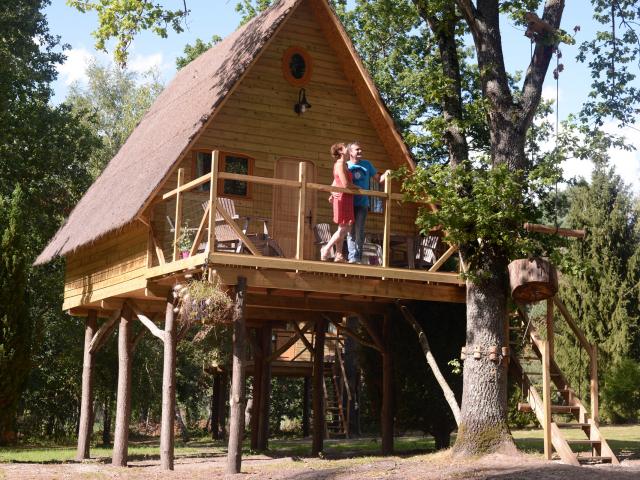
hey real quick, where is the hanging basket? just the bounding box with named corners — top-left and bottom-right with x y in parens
top-left (508, 257), bottom-right (558, 303)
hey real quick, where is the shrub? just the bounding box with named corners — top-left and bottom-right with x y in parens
top-left (602, 359), bottom-right (640, 423)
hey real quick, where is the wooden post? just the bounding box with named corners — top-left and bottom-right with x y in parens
top-left (226, 277), bottom-right (247, 474)
top-left (546, 299), bottom-right (554, 358)
top-left (250, 329), bottom-right (263, 450)
top-left (173, 168), bottom-right (185, 261)
top-left (541, 340), bottom-right (552, 460)
top-left (160, 292), bottom-right (177, 470)
top-left (302, 376), bottom-right (310, 437)
top-left (257, 325), bottom-right (272, 451)
top-left (207, 151), bottom-right (220, 254)
top-left (590, 344), bottom-right (599, 423)
top-left (218, 372), bottom-right (228, 440)
top-left (296, 162), bottom-right (307, 260)
top-left (76, 310), bottom-right (98, 460)
top-left (381, 314), bottom-right (394, 455)
top-left (311, 317), bottom-right (327, 456)
top-left (382, 177), bottom-right (392, 268)
top-left (112, 307), bottom-right (133, 467)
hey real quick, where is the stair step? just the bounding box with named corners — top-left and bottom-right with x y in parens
top-left (551, 405), bottom-right (580, 413)
top-left (556, 422), bottom-right (590, 429)
top-left (577, 456), bottom-right (612, 464)
top-left (567, 439), bottom-right (601, 445)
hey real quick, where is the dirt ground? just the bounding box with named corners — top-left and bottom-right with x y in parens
top-left (2, 450), bottom-right (640, 480)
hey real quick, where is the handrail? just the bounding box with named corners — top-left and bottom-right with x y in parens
top-left (159, 150), bottom-right (451, 271)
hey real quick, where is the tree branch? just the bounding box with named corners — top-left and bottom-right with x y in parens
top-left (520, 0), bottom-right (566, 130)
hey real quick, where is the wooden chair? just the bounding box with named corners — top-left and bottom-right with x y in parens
top-left (313, 223), bottom-right (335, 260)
top-left (415, 235), bottom-right (443, 268)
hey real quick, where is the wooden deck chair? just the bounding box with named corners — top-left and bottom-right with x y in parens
top-left (415, 235), bottom-right (443, 268)
top-left (313, 223), bottom-right (335, 260)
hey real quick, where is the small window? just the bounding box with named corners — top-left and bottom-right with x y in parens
top-left (193, 151), bottom-right (253, 198)
top-left (369, 177), bottom-right (384, 214)
top-left (282, 46), bottom-right (313, 86)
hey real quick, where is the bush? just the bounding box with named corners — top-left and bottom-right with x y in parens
top-left (602, 359), bottom-right (640, 423)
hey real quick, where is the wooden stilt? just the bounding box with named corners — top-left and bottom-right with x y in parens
top-left (219, 372), bottom-right (228, 440)
top-left (76, 310), bottom-right (98, 460)
top-left (112, 307), bottom-right (133, 467)
top-left (160, 292), bottom-right (177, 470)
top-left (257, 325), bottom-right (272, 451)
top-left (541, 340), bottom-right (552, 460)
top-left (302, 376), bottom-right (310, 437)
top-left (226, 277), bottom-right (247, 474)
top-left (546, 299), bottom-right (554, 358)
top-left (312, 316), bottom-right (326, 456)
top-left (381, 314), bottom-right (394, 455)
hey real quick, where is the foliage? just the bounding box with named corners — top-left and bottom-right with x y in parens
top-left (178, 278), bottom-right (234, 326)
top-left (398, 160), bottom-right (564, 278)
top-left (67, 0), bottom-right (188, 66)
top-left (66, 62), bottom-right (163, 177)
top-left (555, 161), bottom-right (640, 417)
top-left (602, 359), bottom-right (640, 423)
top-left (0, 188), bottom-right (31, 444)
top-left (175, 35), bottom-right (221, 70)
top-left (175, 225), bottom-right (195, 252)
top-left (269, 377), bottom-right (304, 435)
top-left (236, 0), bottom-right (274, 25)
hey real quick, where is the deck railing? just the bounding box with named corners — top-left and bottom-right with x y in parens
top-left (155, 149), bottom-right (457, 273)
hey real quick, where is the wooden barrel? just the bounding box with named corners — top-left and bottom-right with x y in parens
top-left (508, 257), bottom-right (558, 303)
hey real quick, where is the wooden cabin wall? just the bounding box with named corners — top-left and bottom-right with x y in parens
top-left (63, 222), bottom-right (149, 309)
top-left (156, 1), bottom-right (417, 257)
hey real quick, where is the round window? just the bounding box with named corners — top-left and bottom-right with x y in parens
top-left (282, 46), bottom-right (313, 86)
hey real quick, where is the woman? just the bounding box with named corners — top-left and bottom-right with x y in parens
top-left (321, 143), bottom-right (355, 262)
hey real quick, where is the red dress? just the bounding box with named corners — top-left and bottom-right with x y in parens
top-left (332, 164), bottom-right (355, 225)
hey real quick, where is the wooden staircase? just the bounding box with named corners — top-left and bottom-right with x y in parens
top-left (322, 332), bottom-right (351, 438)
top-left (509, 298), bottom-right (619, 466)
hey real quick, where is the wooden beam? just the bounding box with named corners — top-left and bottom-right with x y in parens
top-left (210, 268), bottom-right (466, 304)
top-left (381, 314), bottom-right (394, 455)
top-left (128, 300), bottom-right (165, 341)
top-left (215, 202), bottom-right (262, 257)
top-left (382, 178), bottom-right (391, 268)
top-left (89, 309), bottom-right (121, 354)
top-left (552, 296), bottom-right (591, 352)
top-left (429, 245), bottom-right (458, 272)
top-left (524, 222), bottom-right (586, 239)
top-left (541, 340), bottom-right (552, 460)
top-left (207, 151), bottom-right (219, 253)
top-left (265, 322), bottom-right (312, 363)
top-left (76, 310), bottom-right (98, 460)
top-left (246, 292), bottom-right (391, 313)
top-left (546, 298), bottom-right (554, 358)
top-left (311, 316), bottom-right (326, 456)
top-left (190, 202), bottom-right (209, 257)
top-left (359, 315), bottom-right (384, 352)
top-left (172, 168), bottom-right (185, 262)
top-left (296, 162), bottom-right (307, 260)
top-left (331, 321), bottom-right (380, 352)
top-left (160, 294), bottom-right (177, 470)
top-left (246, 307), bottom-right (322, 323)
top-left (151, 229), bottom-right (166, 265)
top-left (292, 321), bottom-right (315, 356)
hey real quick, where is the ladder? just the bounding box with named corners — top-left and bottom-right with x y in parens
top-left (509, 298), bottom-right (619, 466)
top-left (322, 332), bottom-right (350, 438)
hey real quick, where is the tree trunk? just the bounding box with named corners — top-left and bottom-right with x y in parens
top-left (453, 258), bottom-right (515, 456)
top-left (250, 329), bottom-right (262, 450)
top-left (175, 405), bottom-right (189, 442)
top-left (226, 276), bottom-right (247, 474)
top-left (219, 372), bottom-right (228, 440)
top-left (257, 325), bottom-right (272, 451)
top-left (112, 306), bottom-right (133, 467)
top-left (76, 310), bottom-right (98, 460)
top-left (160, 293), bottom-right (177, 470)
top-left (311, 317), bottom-right (326, 456)
top-left (381, 315), bottom-right (394, 455)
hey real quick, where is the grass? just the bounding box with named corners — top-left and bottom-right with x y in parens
top-left (0, 425), bottom-right (638, 464)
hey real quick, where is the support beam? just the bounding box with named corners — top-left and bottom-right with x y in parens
top-left (311, 316), bottom-right (327, 456)
top-left (76, 310), bottom-right (98, 460)
top-left (546, 299), bottom-right (554, 358)
top-left (250, 329), bottom-right (263, 450)
top-left (160, 292), bottom-right (177, 470)
top-left (112, 307), bottom-right (133, 467)
top-left (541, 341), bottom-right (552, 460)
top-left (226, 277), bottom-right (247, 474)
top-left (381, 314), bottom-right (394, 455)
top-left (211, 373), bottom-right (223, 440)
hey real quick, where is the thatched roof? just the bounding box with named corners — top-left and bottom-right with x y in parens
top-left (35, 0), bottom-right (301, 265)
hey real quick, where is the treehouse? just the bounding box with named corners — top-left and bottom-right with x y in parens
top-left (35, 0), bottom-right (615, 471)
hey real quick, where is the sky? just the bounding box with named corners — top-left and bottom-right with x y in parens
top-left (45, 0), bottom-right (640, 195)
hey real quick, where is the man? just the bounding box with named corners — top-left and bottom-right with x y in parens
top-left (346, 142), bottom-right (389, 264)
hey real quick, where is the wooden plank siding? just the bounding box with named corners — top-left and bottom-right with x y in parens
top-left (158, 1), bottom-right (417, 258)
top-left (63, 223), bottom-right (149, 309)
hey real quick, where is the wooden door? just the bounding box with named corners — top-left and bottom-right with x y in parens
top-left (272, 158), bottom-right (316, 259)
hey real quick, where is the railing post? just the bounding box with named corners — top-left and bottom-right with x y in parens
top-left (382, 178), bottom-right (391, 268)
top-left (296, 161), bottom-right (307, 260)
top-left (207, 151), bottom-right (220, 255)
top-left (541, 340), bottom-right (552, 460)
top-left (546, 298), bottom-right (554, 358)
top-left (590, 344), bottom-right (599, 423)
top-left (172, 168), bottom-right (185, 261)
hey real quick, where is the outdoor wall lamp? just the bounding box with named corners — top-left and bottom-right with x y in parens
top-left (294, 88), bottom-right (311, 115)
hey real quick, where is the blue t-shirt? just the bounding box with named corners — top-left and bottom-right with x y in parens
top-left (348, 159), bottom-right (377, 208)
